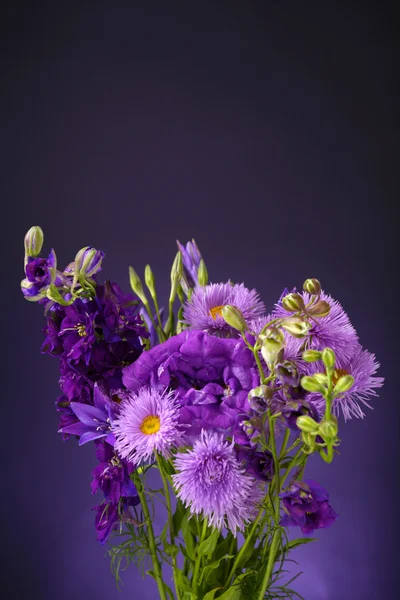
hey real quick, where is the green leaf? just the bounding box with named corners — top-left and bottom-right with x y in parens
top-left (164, 541), bottom-right (179, 558)
top-left (198, 555), bottom-right (234, 585)
top-left (203, 588), bottom-right (224, 600)
top-left (285, 537), bottom-right (317, 552)
top-left (181, 517), bottom-right (196, 561)
top-left (172, 498), bottom-right (187, 537)
top-left (174, 568), bottom-right (194, 594)
top-left (198, 527), bottom-right (220, 557)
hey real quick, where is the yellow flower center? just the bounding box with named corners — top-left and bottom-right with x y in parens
top-left (332, 368), bottom-right (349, 385)
top-left (209, 305), bottom-right (225, 320)
top-left (140, 415), bottom-right (161, 435)
top-left (76, 323), bottom-right (87, 337)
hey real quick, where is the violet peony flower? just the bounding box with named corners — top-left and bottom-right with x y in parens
top-left (172, 430), bottom-right (263, 535)
top-left (308, 344), bottom-right (384, 420)
top-left (273, 291), bottom-right (359, 364)
top-left (112, 387), bottom-right (186, 464)
top-left (184, 282), bottom-right (265, 337)
top-left (280, 479), bottom-right (339, 534)
top-left (58, 383), bottom-right (117, 445)
top-left (122, 330), bottom-right (260, 440)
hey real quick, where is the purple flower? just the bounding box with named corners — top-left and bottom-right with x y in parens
top-left (91, 441), bottom-right (138, 504)
top-left (59, 300), bottom-right (98, 364)
top-left (177, 239), bottom-right (203, 294)
top-left (236, 446), bottom-right (274, 482)
top-left (122, 330), bottom-right (260, 440)
top-left (94, 502), bottom-right (120, 544)
top-left (308, 344), bottom-right (384, 420)
top-left (21, 249), bottom-right (56, 298)
top-left (74, 246), bottom-right (105, 278)
top-left (276, 360), bottom-right (300, 387)
top-left (58, 383), bottom-right (116, 445)
top-left (280, 479), bottom-right (339, 534)
top-left (112, 388), bottom-right (186, 465)
top-left (281, 400), bottom-right (320, 431)
top-left (172, 430), bottom-right (263, 535)
top-left (184, 282), bottom-right (265, 337)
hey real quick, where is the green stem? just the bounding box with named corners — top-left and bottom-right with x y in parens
top-left (280, 446), bottom-right (305, 488)
top-left (224, 507), bottom-right (264, 588)
top-left (192, 519), bottom-right (208, 595)
top-left (156, 456), bottom-right (182, 600)
top-left (132, 471), bottom-right (167, 600)
top-left (279, 429), bottom-right (290, 460)
top-left (257, 527), bottom-right (281, 600)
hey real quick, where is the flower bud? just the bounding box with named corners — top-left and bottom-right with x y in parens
top-left (319, 418), bottom-right (338, 440)
top-left (301, 375), bottom-right (326, 393)
top-left (281, 317), bottom-right (310, 338)
top-left (221, 305), bottom-right (247, 332)
top-left (259, 327), bottom-right (285, 353)
top-left (313, 373), bottom-right (328, 386)
top-left (334, 374), bottom-right (354, 394)
top-left (197, 259), bottom-right (208, 287)
top-left (24, 225), bottom-right (44, 258)
top-left (75, 246), bottom-right (104, 278)
top-left (46, 284), bottom-right (73, 306)
top-left (248, 385), bottom-right (273, 413)
top-left (144, 264), bottom-right (156, 299)
top-left (169, 251), bottom-right (183, 303)
top-left (307, 300), bottom-right (331, 318)
top-left (301, 431), bottom-right (317, 452)
top-left (129, 266), bottom-right (148, 304)
top-left (276, 360), bottom-right (300, 387)
top-left (303, 278), bottom-right (321, 296)
top-left (296, 415), bottom-right (320, 434)
top-left (302, 349), bottom-right (322, 362)
top-left (322, 348), bottom-right (336, 370)
top-left (281, 293), bottom-right (305, 312)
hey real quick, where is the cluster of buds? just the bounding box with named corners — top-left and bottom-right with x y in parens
top-left (296, 347), bottom-right (354, 463)
top-left (278, 278), bottom-right (330, 340)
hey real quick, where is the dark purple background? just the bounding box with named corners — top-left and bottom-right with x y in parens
top-left (2, 2), bottom-right (398, 599)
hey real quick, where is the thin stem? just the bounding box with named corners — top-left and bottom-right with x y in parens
top-left (132, 471), bottom-right (167, 600)
top-left (156, 455), bottom-right (182, 600)
top-left (192, 519), bottom-right (208, 595)
top-left (279, 429), bottom-right (290, 460)
top-left (257, 527), bottom-right (281, 600)
top-left (224, 507), bottom-right (264, 588)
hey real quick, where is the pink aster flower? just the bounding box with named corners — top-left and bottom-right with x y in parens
top-left (184, 282), bottom-right (265, 337)
top-left (112, 387), bottom-right (186, 464)
top-left (172, 430), bottom-right (264, 535)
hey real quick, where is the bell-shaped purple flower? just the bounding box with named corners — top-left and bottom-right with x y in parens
top-left (280, 479), bottom-right (339, 534)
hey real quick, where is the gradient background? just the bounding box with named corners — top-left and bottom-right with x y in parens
top-left (2, 2), bottom-right (398, 599)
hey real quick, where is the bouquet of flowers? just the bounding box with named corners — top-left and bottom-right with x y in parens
top-left (21, 226), bottom-right (383, 599)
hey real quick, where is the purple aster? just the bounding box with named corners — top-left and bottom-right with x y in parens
top-left (184, 282), bottom-right (265, 337)
top-left (177, 239), bottom-right (203, 294)
top-left (112, 387), bottom-right (186, 464)
top-left (308, 344), bottom-right (383, 421)
top-left (273, 291), bottom-right (359, 364)
top-left (58, 383), bottom-right (116, 445)
top-left (91, 441), bottom-right (139, 504)
top-left (122, 330), bottom-right (261, 441)
top-left (21, 248), bottom-right (57, 298)
top-left (280, 479), bottom-right (339, 535)
top-left (172, 430), bottom-right (263, 535)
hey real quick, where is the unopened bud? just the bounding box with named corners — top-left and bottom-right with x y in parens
top-left (302, 349), bottom-right (322, 362)
top-left (144, 264), bottom-right (156, 299)
top-left (276, 360), bottom-right (300, 387)
top-left (307, 300), bottom-right (331, 318)
top-left (334, 374), bottom-right (354, 394)
top-left (319, 418), bottom-right (338, 439)
top-left (221, 305), bottom-right (247, 332)
top-left (301, 431), bottom-right (317, 452)
top-left (197, 259), bottom-right (208, 287)
top-left (169, 251), bottom-right (183, 303)
top-left (296, 415), bottom-right (320, 434)
top-left (301, 375), bottom-right (326, 393)
top-left (322, 348), bottom-right (336, 369)
top-left (303, 278), bottom-right (321, 296)
top-left (281, 317), bottom-right (310, 338)
top-left (259, 327), bottom-right (285, 353)
top-left (282, 293), bottom-right (305, 312)
top-left (24, 225), bottom-right (44, 258)
top-left (248, 385), bottom-right (273, 413)
top-left (129, 266), bottom-right (148, 304)
top-left (75, 246), bottom-right (104, 278)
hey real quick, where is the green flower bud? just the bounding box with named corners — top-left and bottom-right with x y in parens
top-left (313, 373), bottom-right (328, 386)
top-left (301, 431), bottom-right (317, 452)
top-left (322, 348), bottom-right (336, 369)
top-left (24, 225), bottom-right (44, 258)
top-left (129, 266), bottom-right (148, 304)
top-left (197, 259), bottom-right (208, 287)
top-left (144, 264), bottom-right (156, 299)
top-left (221, 305), bottom-right (247, 332)
top-left (281, 317), bottom-right (310, 338)
top-left (303, 278), bottom-right (321, 296)
top-left (334, 374), bottom-right (354, 394)
top-left (307, 300), bottom-right (331, 318)
top-left (259, 326), bottom-right (285, 353)
top-left (75, 246), bottom-right (104, 278)
top-left (282, 293), bottom-right (306, 313)
top-left (319, 418), bottom-right (338, 440)
top-left (301, 375), bottom-right (326, 393)
top-left (302, 349), bottom-right (322, 362)
top-left (296, 415), bottom-right (320, 434)
top-left (169, 251), bottom-right (183, 303)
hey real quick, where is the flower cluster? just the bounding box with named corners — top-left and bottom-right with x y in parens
top-left (21, 228), bottom-right (383, 598)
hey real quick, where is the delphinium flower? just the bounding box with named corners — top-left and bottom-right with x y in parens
top-left (172, 430), bottom-right (263, 535)
top-left (183, 282), bottom-right (265, 337)
top-left (272, 291), bottom-right (359, 365)
top-left (122, 330), bottom-right (260, 441)
top-left (307, 344), bottom-right (384, 420)
top-left (177, 239), bottom-right (203, 294)
top-left (112, 387), bottom-right (186, 464)
top-left (21, 248), bottom-right (58, 300)
top-left (91, 441), bottom-right (139, 505)
top-left (280, 480), bottom-right (339, 534)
